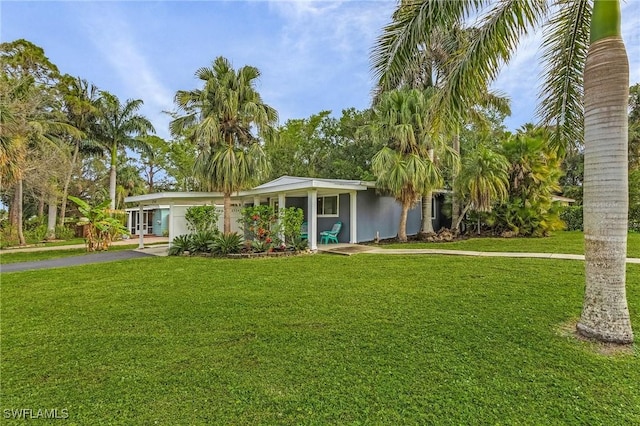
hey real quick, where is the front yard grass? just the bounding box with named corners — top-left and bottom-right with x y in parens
top-left (381, 231), bottom-right (640, 258)
top-left (2, 255), bottom-right (639, 424)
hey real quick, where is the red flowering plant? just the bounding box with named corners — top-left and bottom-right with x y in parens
top-left (240, 205), bottom-right (282, 252)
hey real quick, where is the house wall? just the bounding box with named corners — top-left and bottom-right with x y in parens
top-left (285, 195), bottom-right (350, 243)
top-left (356, 189), bottom-right (422, 242)
top-left (152, 209), bottom-right (170, 236)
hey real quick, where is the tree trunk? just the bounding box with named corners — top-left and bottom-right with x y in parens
top-left (223, 192), bottom-right (232, 234)
top-left (451, 131), bottom-right (461, 231)
top-left (59, 142), bottom-right (79, 226)
top-left (420, 191), bottom-right (434, 234)
top-left (453, 202), bottom-right (472, 232)
top-left (38, 197), bottom-right (45, 217)
top-left (398, 199), bottom-right (410, 242)
top-left (577, 13), bottom-right (633, 344)
top-left (15, 179), bottom-right (26, 246)
top-left (47, 193), bottom-right (57, 240)
top-left (109, 144), bottom-right (117, 210)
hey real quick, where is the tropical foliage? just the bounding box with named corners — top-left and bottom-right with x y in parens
top-left (170, 56), bottom-right (277, 234)
top-left (185, 205), bottom-right (219, 233)
top-left (68, 195), bottom-right (127, 252)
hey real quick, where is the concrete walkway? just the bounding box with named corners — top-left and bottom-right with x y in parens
top-left (318, 243), bottom-right (640, 264)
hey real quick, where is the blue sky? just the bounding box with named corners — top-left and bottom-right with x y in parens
top-left (2, 0), bottom-right (640, 140)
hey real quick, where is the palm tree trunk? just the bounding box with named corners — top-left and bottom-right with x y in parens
top-left (577, 1), bottom-right (633, 344)
top-left (398, 199), bottom-right (410, 242)
top-left (59, 141), bottom-right (79, 226)
top-left (453, 202), bottom-right (472, 232)
top-left (109, 144), bottom-right (117, 210)
top-left (47, 193), bottom-right (57, 240)
top-left (420, 191), bottom-right (435, 234)
top-left (15, 179), bottom-right (26, 245)
top-left (223, 192), bottom-right (232, 234)
top-left (451, 131), bottom-right (461, 232)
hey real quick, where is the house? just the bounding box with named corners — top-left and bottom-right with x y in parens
top-left (124, 176), bottom-right (450, 250)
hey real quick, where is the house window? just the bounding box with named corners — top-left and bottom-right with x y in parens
top-left (317, 195), bottom-right (338, 216)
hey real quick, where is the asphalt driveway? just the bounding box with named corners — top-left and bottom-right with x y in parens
top-left (1, 250), bottom-right (156, 273)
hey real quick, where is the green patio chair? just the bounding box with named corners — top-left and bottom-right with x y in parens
top-left (300, 222), bottom-right (308, 240)
top-left (320, 221), bottom-right (342, 244)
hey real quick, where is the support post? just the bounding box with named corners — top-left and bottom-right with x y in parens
top-left (349, 191), bottom-right (357, 243)
top-left (138, 204), bottom-right (145, 249)
top-left (278, 192), bottom-right (286, 244)
top-left (308, 189), bottom-right (318, 251)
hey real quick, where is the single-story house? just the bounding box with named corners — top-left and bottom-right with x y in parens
top-left (124, 176), bottom-right (450, 250)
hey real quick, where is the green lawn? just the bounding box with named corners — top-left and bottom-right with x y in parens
top-left (2, 255), bottom-right (638, 424)
top-left (382, 231), bottom-right (640, 258)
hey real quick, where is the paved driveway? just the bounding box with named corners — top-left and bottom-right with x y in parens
top-left (1, 250), bottom-right (156, 273)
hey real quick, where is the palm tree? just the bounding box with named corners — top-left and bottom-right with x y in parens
top-left (369, 88), bottom-right (441, 241)
top-left (454, 145), bottom-right (510, 231)
top-left (94, 91), bottom-right (154, 210)
top-left (58, 76), bottom-right (103, 225)
top-left (170, 56), bottom-right (278, 234)
top-left (372, 0), bottom-right (633, 343)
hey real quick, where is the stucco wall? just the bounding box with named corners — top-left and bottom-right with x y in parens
top-left (356, 189), bottom-right (422, 242)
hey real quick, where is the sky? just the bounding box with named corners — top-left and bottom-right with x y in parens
top-left (2, 0), bottom-right (640, 141)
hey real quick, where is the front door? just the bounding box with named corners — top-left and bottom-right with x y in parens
top-left (131, 211), bottom-right (153, 235)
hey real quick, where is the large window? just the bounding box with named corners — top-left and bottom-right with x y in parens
top-left (317, 195), bottom-right (338, 216)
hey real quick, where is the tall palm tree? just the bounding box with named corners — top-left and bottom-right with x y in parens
top-left (58, 76), bottom-right (103, 224)
top-left (454, 145), bottom-right (510, 231)
top-left (170, 56), bottom-right (278, 234)
top-left (369, 88), bottom-right (441, 241)
top-left (94, 91), bottom-right (154, 210)
top-left (372, 0), bottom-right (633, 343)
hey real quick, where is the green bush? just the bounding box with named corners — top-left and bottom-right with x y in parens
top-left (560, 206), bottom-right (583, 231)
top-left (185, 205), bottom-right (219, 233)
top-left (208, 233), bottom-right (243, 255)
top-left (168, 234), bottom-right (192, 256)
top-left (282, 207), bottom-right (304, 244)
top-left (188, 230), bottom-right (218, 254)
top-left (55, 225), bottom-right (76, 240)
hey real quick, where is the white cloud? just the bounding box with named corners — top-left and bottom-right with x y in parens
top-left (79, 5), bottom-right (174, 138)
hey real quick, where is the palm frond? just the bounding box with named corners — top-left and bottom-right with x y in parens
top-left (537, 0), bottom-right (591, 155)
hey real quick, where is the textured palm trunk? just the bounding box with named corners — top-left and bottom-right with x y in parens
top-left (47, 193), bottom-right (57, 240)
top-left (109, 144), bottom-right (117, 210)
top-left (398, 199), bottom-right (410, 242)
top-left (451, 131), bottom-right (461, 232)
top-left (223, 192), bottom-right (232, 234)
top-left (420, 191), bottom-right (434, 234)
top-left (577, 34), bottom-right (633, 344)
top-left (15, 179), bottom-right (26, 245)
top-left (59, 142), bottom-right (79, 226)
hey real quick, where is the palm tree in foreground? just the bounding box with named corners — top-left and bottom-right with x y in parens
top-left (373, 0), bottom-right (633, 343)
top-left (170, 56), bottom-right (277, 234)
top-left (95, 91), bottom-right (154, 210)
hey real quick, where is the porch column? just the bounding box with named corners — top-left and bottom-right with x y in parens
top-left (308, 189), bottom-right (318, 251)
top-left (168, 202), bottom-right (175, 243)
top-left (278, 192), bottom-right (286, 243)
top-left (349, 191), bottom-right (357, 243)
top-left (253, 196), bottom-right (260, 206)
top-left (138, 203), bottom-right (145, 249)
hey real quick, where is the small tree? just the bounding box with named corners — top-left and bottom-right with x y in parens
top-left (185, 205), bottom-right (219, 233)
top-left (281, 207), bottom-right (304, 244)
top-left (68, 196), bottom-right (128, 251)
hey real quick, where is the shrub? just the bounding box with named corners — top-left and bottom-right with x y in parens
top-left (168, 234), bottom-right (192, 256)
top-left (241, 205), bottom-right (280, 247)
top-left (55, 225), bottom-right (76, 240)
top-left (282, 207), bottom-right (304, 244)
top-left (208, 232), bottom-right (243, 255)
top-left (188, 230), bottom-right (218, 254)
top-left (560, 206), bottom-right (583, 231)
top-left (186, 205), bottom-right (219, 233)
